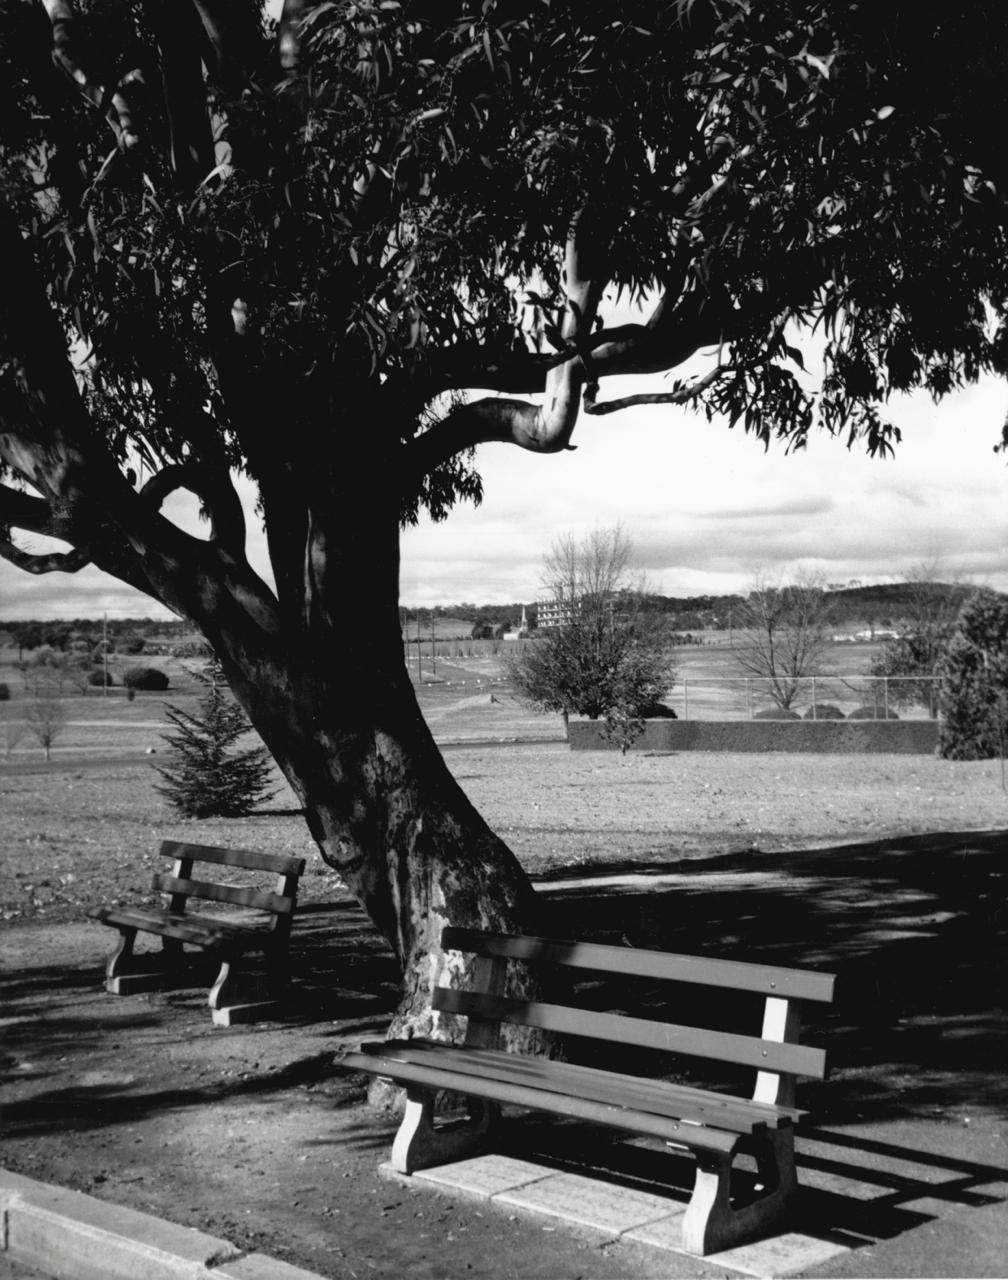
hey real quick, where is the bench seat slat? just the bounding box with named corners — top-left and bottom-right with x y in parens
top-left (359, 1040), bottom-right (800, 1134)
top-left (341, 1047), bottom-right (741, 1155)
top-left (88, 906), bottom-right (275, 950)
top-left (435, 989), bottom-right (827, 1080)
top-left (160, 840), bottom-right (307, 878)
top-left (151, 873), bottom-right (293, 915)
top-left (442, 928), bottom-right (836, 1003)
top-left (396, 1040), bottom-right (804, 1126)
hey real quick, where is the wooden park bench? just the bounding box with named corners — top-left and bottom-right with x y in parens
top-left (342, 927), bottom-right (836, 1256)
top-left (89, 840), bottom-right (306, 1027)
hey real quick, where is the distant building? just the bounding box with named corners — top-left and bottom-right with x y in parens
top-left (502, 605), bottom-right (531, 642)
top-left (536, 596), bottom-right (579, 629)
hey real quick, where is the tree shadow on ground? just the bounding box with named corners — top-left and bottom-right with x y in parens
top-left (3, 828), bottom-right (1005, 1186)
top-left (532, 827), bottom-right (1008, 1125)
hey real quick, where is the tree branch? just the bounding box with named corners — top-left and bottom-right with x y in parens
top-left (0, 483), bottom-right (56, 537)
top-left (0, 536), bottom-right (88, 575)
top-left (42, 0), bottom-right (143, 152)
top-left (583, 364), bottom-right (732, 415)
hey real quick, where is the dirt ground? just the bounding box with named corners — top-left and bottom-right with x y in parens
top-left (2, 742), bottom-right (1007, 1277)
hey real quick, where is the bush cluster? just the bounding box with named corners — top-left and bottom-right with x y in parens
top-left (123, 666), bottom-right (169, 691)
top-left (802, 704), bottom-right (844, 719)
top-left (87, 668), bottom-right (115, 687)
top-left (0, 682), bottom-right (9, 701)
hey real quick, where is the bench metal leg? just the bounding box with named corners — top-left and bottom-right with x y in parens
top-left (681, 1127), bottom-right (796, 1256)
top-left (390, 1085), bottom-right (499, 1174)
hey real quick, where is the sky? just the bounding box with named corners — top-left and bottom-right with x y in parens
top-left (2, 369), bottom-right (1006, 622)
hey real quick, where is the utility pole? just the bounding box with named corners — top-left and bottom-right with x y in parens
top-left (102, 611), bottom-right (109, 698)
top-left (416, 610), bottom-right (422, 682)
top-left (430, 614), bottom-right (437, 678)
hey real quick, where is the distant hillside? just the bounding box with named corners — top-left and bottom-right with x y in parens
top-left (3, 583), bottom-right (994, 647)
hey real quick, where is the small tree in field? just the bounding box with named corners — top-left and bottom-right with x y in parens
top-left (508, 527), bottom-right (674, 738)
top-left (155, 662), bottom-right (274, 818)
top-left (732, 571), bottom-right (832, 711)
top-left (938, 590), bottom-right (1008, 769)
top-left (25, 691), bottom-right (66, 762)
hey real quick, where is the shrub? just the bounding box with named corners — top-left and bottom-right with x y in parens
top-left (123, 666), bottom-right (169, 691)
top-left (938, 589), bottom-right (1008, 761)
top-left (87, 668), bottom-right (115, 687)
top-left (155, 659), bottom-right (274, 817)
top-left (0, 682), bottom-right (9, 701)
top-left (753, 707), bottom-right (800, 720)
top-left (848, 705), bottom-right (899, 719)
top-left (639, 701), bottom-right (678, 719)
top-left (802, 703), bottom-right (844, 720)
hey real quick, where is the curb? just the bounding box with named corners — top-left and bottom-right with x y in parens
top-left (0, 1169), bottom-right (327, 1280)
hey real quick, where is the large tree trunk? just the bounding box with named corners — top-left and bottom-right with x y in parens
top-left (197, 457), bottom-right (540, 1043)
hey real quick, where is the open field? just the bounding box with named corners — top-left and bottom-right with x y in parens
top-left (2, 735), bottom-right (1006, 924)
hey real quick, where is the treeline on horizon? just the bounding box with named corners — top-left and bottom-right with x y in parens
top-left (1, 583), bottom-right (988, 649)
top-left (402, 582), bottom-right (980, 633)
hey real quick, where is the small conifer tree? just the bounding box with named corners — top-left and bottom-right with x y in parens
top-left (155, 660), bottom-right (275, 817)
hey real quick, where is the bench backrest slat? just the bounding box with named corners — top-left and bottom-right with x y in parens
top-left (159, 840), bottom-right (306, 878)
top-left (152, 873), bottom-right (294, 915)
top-left (434, 988), bottom-right (828, 1079)
top-left (442, 928), bottom-right (836, 1003)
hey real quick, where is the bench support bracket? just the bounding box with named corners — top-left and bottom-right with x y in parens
top-left (391, 1086), bottom-right (499, 1174)
top-left (682, 1126), bottom-right (796, 1256)
top-left (104, 927), bottom-right (177, 995)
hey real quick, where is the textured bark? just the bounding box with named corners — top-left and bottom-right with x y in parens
top-left (184, 473), bottom-right (541, 1045)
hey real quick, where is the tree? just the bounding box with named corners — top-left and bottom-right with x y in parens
top-left (508, 527), bottom-right (674, 738)
top-left (732, 572), bottom-right (832, 711)
top-left (868, 562), bottom-right (967, 715)
top-left (938, 590), bottom-right (1008, 767)
top-left (24, 690), bottom-right (66, 762)
top-left (4, 2), bottom-right (1008, 1037)
top-left (156, 660), bottom-right (275, 817)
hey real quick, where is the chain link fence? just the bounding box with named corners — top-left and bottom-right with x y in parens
top-left (671, 675), bottom-right (941, 721)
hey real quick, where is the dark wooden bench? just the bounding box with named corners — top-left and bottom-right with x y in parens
top-left (342, 927), bottom-right (836, 1255)
top-left (89, 840), bottom-right (306, 1027)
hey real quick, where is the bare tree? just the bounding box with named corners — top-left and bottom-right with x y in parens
top-left (732, 571), bottom-right (832, 711)
top-left (542, 525), bottom-right (636, 618)
top-left (510, 526), bottom-right (674, 739)
top-left (25, 692), bottom-right (67, 762)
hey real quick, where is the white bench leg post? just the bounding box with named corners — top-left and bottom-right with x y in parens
top-left (208, 956), bottom-right (243, 1020)
top-left (104, 927), bottom-right (137, 990)
top-left (682, 1128), bottom-right (797, 1256)
top-left (390, 1085), bottom-right (498, 1174)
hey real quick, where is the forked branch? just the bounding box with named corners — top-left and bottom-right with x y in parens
top-left (139, 462), bottom-right (247, 557)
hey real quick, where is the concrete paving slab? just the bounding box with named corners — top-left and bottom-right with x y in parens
top-left (413, 1153), bottom-right (552, 1199)
top-left (699, 1231), bottom-right (852, 1277)
top-left (495, 1170), bottom-right (676, 1236)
